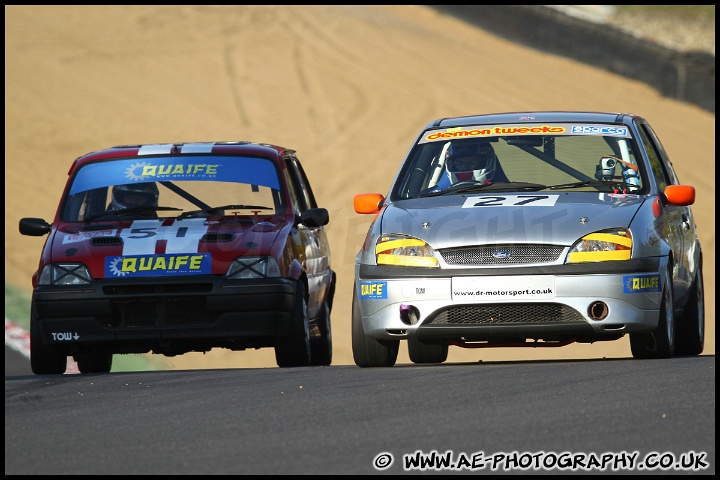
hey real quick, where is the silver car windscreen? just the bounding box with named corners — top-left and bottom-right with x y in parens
top-left (394, 123), bottom-right (643, 199)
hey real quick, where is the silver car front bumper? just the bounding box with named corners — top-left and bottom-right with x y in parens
top-left (356, 259), bottom-right (665, 343)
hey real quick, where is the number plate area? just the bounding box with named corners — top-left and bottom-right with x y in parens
top-left (452, 275), bottom-right (556, 300)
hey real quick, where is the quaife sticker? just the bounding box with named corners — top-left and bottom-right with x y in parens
top-left (623, 274), bottom-right (660, 293)
top-left (69, 155), bottom-right (280, 194)
top-left (106, 253), bottom-right (211, 277)
top-left (360, 281), bottom-right (388, 299)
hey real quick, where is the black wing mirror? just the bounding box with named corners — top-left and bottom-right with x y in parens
top-left (19, 218), bottom-right (51, 236)
top-left (300, 208), bottom-right (329, 228)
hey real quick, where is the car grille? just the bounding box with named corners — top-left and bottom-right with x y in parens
top-left (440, 245), bottom-right (565, 266)
top-left (201, 233), bottom-right (235, 242)
top-left (110, 296), bottom-right (217, 327)
top-left (91, 237), bottom-right (123, 246)
top-left (427, 304), bottom-right (583, 324)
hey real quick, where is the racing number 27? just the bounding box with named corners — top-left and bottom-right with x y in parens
top-left (467, 195), bottom-right (558, 207)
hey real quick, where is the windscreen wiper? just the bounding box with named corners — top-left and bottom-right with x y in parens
top-left (178, 204), bottom-right (274, 219)
top-left (546, 180), bottom-right (637, 191)
top-left (419, 181), bottom-right (548, 197)
top-left (83, 206), bottom-right (181, 223)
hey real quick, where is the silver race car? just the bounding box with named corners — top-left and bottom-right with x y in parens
top-left (352, 111), bottom-right (704, 366)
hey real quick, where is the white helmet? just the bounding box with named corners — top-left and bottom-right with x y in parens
top-left (446, 142), bottom-right (498, 183)
top-left (110, 183), bottom-right (159, 211)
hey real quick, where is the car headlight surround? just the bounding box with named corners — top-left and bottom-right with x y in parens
top-left (567, 229), bottom-right (632, 263)
top-left (375, 234), bottom-right (438, 267)
top-left (38, 263), bottom-right (92, 285)
top-left (226, 256), bottom-right (281, 279)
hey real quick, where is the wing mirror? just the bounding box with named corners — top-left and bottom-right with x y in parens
top-left (663, 185), bottom-right (695, 206)
top-left (354, 193), bottom-right (385, 214)
top-left (19, 218), bottom-right (51, 236)
top-left (300, 208), bottom-right (329, 228)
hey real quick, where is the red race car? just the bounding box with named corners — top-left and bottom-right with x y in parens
top-left (20, 142), bottom-right (335, 374)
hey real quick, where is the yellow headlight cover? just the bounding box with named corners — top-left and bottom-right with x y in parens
top-left (567, 229), bottom-right (632, 263)
top-left (375, 235), bottom-right (438, 267)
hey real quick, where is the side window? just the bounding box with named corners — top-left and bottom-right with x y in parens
top-left (61, 187), bottom-right (108, 222)
top-left (637, 124), bottom-right (670, 191)
top-left (283, 166), bottom-right (302, 217)
top-left (293, 159), bottom-right (318, 209)
top-left (284, 157), bottom-right (317, 212)
top-left (644, 123), bottom-right (682, 185)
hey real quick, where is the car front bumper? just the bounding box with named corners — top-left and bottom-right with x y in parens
top-left (31, 275), bottom-right (299, 355)
top-left (356, 258), bottom-right (665, 343)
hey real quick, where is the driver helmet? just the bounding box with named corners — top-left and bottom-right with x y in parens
top-left (109, 183), bottom-right (159, 211)
top-left (446, 142), bottom-right (498, 183)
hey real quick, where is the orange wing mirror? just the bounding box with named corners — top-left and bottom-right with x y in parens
top-left (354, 193), bottom-right (385, 214)
top-left (664, 185), bottom-right (695, 206)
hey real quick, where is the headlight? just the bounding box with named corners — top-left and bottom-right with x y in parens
top-left (375, 234), bottom-right (438, 267)
top-left (567, 229), bottom-right (632, 263)
top-left (226, 256), bottom-right (280, 279)
top-left (38, 263), bottom-right (92, 285)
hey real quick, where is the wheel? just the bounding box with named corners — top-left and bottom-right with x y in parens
top-left (310, 301), bottom-right (332, 366)
top-left (275, 280), bottom-right (311, 367)
top-left (630, 268), bottom-right (675, 359)
top-left (327, 270), bottom-right (336, 312)
top-left (30, 305), bottom-right (67, 375)
top-left (408, 338), bottom-right (448, 364)
top-left (351, 285), bottom-right (398, 367)
top-left (75, 351), bottom-right (113, 373)
top-left (675, 263), bottom-right (704, 356)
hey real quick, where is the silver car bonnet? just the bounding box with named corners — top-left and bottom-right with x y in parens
top-left (381, 192), bottom-right (645, 248)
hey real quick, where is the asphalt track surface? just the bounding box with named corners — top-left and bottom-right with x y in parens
top-left (5, 358), bottom-right (715, 474)
top-left (5, 347), bottom-right (32, 377)
top-left (5, 6), bottom-right (715, 475)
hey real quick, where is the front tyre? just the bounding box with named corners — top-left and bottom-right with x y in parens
top-left (75, 351), bottom-right (113, 373)
top-left (408, 338), bottom-right (448, 364)
top-left (275, 280), bottom-right (311, 367)
top-left (310, 300), bottom-right (332, 366)
top-left (630, 268), bottom-right (675, 359)
top-left (675, 263), bottom-right (704, 356)
top-left (30, 305), bottom-right (67, 375)
top-left (351, 285), bottom-right (398, 367)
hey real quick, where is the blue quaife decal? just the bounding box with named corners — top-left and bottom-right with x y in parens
top-left (360, 281), bottom-right (388, 299)
top-left (623, 274), bottom-right (660, 293)
top-left (70, 156), bottom-right (280, 194)
top-left (106, 253), bottom-right (211, 277)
